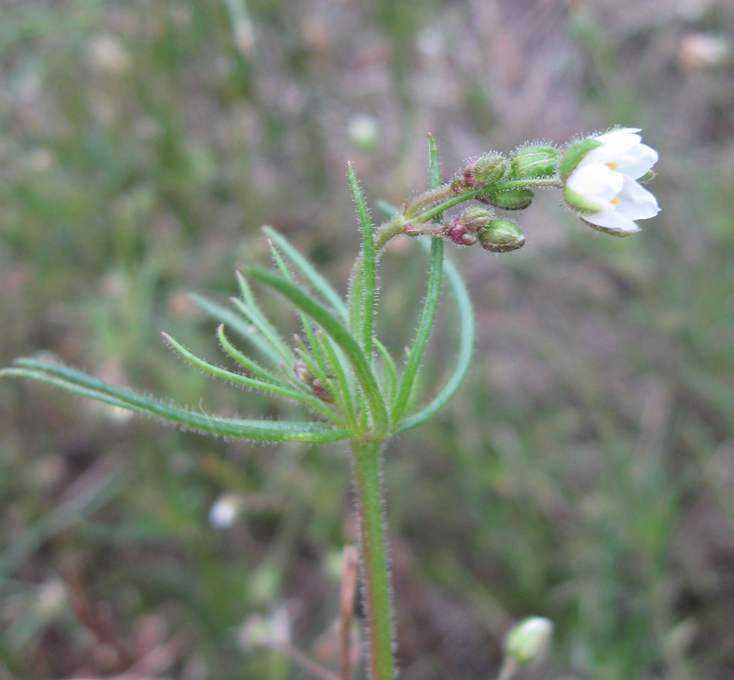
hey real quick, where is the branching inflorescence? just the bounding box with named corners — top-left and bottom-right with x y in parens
top-left (1, 132), bottom-right (659, 680)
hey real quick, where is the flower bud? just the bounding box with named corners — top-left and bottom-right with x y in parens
top-left (504, 617), bottom-right (554, 666)
top-left (559, 137), bottom-right (602, 181)
top-left (509, 145), bottom-right (560, 179)
top-left (480, 188), bottom-right (534, 210)
top-left (209, 493), bottom-right (243, 529)
top-left (478, 219), bottom-right (525, 253)
top-left (463, 154), bottom-right (506, 186)
top-left (348, 114), bottom-right (380, 152)
top-left (294, 360), bottom-right (314, 385)
top-left (445, 207), bottom-right (494, 246)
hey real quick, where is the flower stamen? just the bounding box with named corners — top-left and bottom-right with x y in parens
top-left (606, 162), bottom-right (618, 170)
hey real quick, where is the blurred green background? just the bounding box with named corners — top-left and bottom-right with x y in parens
top-left (2, 1), bottom-right (734, 678)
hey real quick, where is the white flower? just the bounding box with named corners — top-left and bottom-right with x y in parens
top-left (564, 128), bottom-right (660, 235)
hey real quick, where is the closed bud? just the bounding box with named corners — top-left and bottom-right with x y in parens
top-left (456, 207), bottom-right (494, 233)
top-left (509, 145), bottom-right (560, 179)
top-left (463, 154), bottom-right (506, 187)
top-left (504, 617), bottom-right (553, 666)
top-left (478, 219), bottom-right (525, 253)
top-left (294, 360), bottom-right (314, 385)
top-left (480, 188), bottom-right (534, 210)
top-left (445, 207), bottom-right (494, 246)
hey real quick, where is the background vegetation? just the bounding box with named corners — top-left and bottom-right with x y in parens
top-left (1, 1), bottom-right (734, 678)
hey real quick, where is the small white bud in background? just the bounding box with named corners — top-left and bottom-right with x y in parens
top-left (208, 493), bottom-right (243, 529)
top-left (88, 34), bottom-right (131, 75)
top-left (504, 616), bottom-right (554, 666)
top-left (34, 580), bottom-right (68, 621)
top-left (679, 33), bottom-right (732, 70)
top-left (347, 114), bottom-right (380, 152)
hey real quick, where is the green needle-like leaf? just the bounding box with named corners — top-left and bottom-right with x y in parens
top-left (373, 337), bottom-right (398, 405)
top-left (348, 163), bottom-right (377, 357)
top-left (390, 237), bottom-right (443, 425)
top-left (189, 293), bottom-right (283, 368)
top-left (391, 136), bottom-right (445, 426)
top-left (262, 226), bottom-right (349, 322)
top-left (234, 271), bottom-right (296, 366)
top-left (395, 247), bottom-right (474, 434)
top-left (269, 241), bottom-right (330, 381)
top-left (1, 361), bottom-right (351, 443)
top-left (216, 325), bottom-right (293, 389)
top-left (245, 265), bottom-right (388, 435)
top-left (316, 330), bottom-right (358, 431)
top-left (163, 333), bottom-right (342, 424)
top-left (428, 133), bottom-right (442, 192)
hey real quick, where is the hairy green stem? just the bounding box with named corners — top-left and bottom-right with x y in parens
top-left (351, 437), bottom-right (394, 680)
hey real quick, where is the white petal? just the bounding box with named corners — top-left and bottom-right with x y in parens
top-left (566, 163), bottom-right (624, 205)
top-left (610, 143), bottom-right (658, 179)
top-left (583, 208), bottom-right (641, 234)
top-left (615, 176), bottom-right (660, 220)
top-left (598, 128), bottom-right (642, 154)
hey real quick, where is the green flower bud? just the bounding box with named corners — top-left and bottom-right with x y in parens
top-left (509, 145), bottom-right (560, 179)
top-left (294, 360), bottom-right (314, 385)
top-left (348, 114), bottom-right (380, 152)
top-left (559, 137), bottom-right (602, 181)
top-left (457, 207), bottom-right (494, 233)
top-left (445, 207), bottom-right (494, 246)
top-left (463, 154), bottom-right (506, 186)
top-left (480, 188), bottom-right (534, 210)
top-left (504, 617), bottom-right (554, 666)
top-left (478, 219), bottom-right (525, 253)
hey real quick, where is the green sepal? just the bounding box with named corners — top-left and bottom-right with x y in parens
top-left (509, 145), bottom-right (560, 179)
top-left (559, 137), bottom-right (602, 180)
top-left (563, 186), bottom-right (602, 214)
top-left (481, 188), bottom-right (534, 211)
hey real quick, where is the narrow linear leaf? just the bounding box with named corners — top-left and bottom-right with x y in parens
top-left (2, 362), bottom-right (350, 443)
top-left (347, 163), bottom-right (376, 357)
top-left (217, 325), bottom-right (292, 389)
top-left (374, 337), bottom-right (398, 405)
top-left (245, 266), bottom-right (388, 435)
top-left (262, 226), bottom-right (349, 322)
top-left (316, 331), bottom-right (358, 431)
top-left (391, 237), bottom-right (443, 425)
top-left (428, 134), bottom-right (442, 192)
top-left (163, 334), bottom-right (342, 424)
top-left (395, 245), bottom-right (474, 434)
top-left (233, 271), bottom-right (296, 366)
top-left (349, 265), bottom-right (365, 342)
top-left (269, 241), bottom-right (330, 381)
top-left (189, 293), bottom-right (283, 367)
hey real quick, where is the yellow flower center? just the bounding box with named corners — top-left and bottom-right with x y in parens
top-left (606, 162), bottom-right (618, 170)
top-left (610, 196), bottom-right (620, 205)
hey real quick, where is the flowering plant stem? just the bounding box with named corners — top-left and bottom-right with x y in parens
top-left (1, 129), bottom-right (659, 679)
top-left (351, 437), bottom-right (394, 680)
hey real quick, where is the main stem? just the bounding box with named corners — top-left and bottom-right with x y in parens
top-left (351, 437), bottom-right (394, 680)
